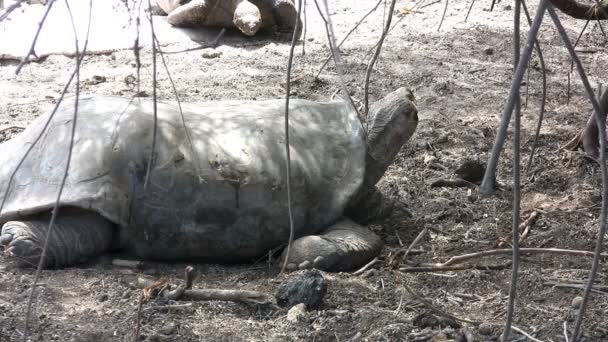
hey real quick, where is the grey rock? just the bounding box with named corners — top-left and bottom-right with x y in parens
top-left (276, 269), bottom-right (326, 309)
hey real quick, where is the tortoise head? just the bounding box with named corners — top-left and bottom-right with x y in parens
top-left (363, 87), bottom-right (418, 187)
top-left (234, 0), bottom-right (263, 36)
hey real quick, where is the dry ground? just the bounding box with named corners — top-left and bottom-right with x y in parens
top-left (1, 0), bottom-right (608, 341)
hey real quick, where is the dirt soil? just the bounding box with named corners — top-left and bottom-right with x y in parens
top-left (1, 0), bottom-right (608, 341)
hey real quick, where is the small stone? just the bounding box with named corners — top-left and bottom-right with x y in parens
top-left (572, 296), bottom-right (583, 309)
top-left (159, 322), bottom-right (177, 335)
top-left (484, 47), bottom-right (494, 55)
top-left (503, 4), bottom-right (512, 10)
top-left (201, 51), bottom-right (222, 59)
top-left (275, 269), bottom-right (327, 309)
top-left (98, 294), bottom-right (109, 302)
top-left (478, 322), bottom-right (494, 335)
top-left (286, 303), bottom-right (307, 323)
top-left (307, 37), bottom-right (314, 42)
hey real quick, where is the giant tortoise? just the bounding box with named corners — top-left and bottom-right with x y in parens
top-left (0, 88), bottom-right (418, 271)
top-left (153, 0), bottom-right (300, 37)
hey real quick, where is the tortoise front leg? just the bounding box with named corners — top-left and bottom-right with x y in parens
top-left (1, 209), bottom-right (114, 268)
top-left (280, 219), bottom-right (382, 272)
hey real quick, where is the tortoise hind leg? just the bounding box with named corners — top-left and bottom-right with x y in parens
top-left (0, 209), bottom-right (114, 268)
top-left (280, 219), bottom-right (382, 272)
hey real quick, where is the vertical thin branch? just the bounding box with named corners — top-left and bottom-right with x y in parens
top-left (438, 0), bottom-right (449, 32)
top-left (279, 0), bottom-right (303, 274)
top-left (22, 0), bottom-right (92, 340)
top-left (567, 19), bottom-right (590, 104)
top-left (465, 0), bottom-right (476, 22)
top-left (144, 0), bottom-right (158, 190)
top-left (301, 0), bottom-right (307, 55)
top-left (545, 6), bottom-right (608, 341)
top-left (363, 0), bottom-right (398, 117)
top-left (134, 0), bottom-right (143, 94)
top-left (152, 35), bottom-right (203, 182)
top-left (479, 0), bottom-right (548, 196)
top-left (320, 0), bottom-right (361, 118)
top-left (521, 0), bottom-right (547, 172)
top-left (501, 0), bottom-right (522, 340)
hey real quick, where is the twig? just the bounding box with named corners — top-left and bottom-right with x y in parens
top-left (279, 0), bottom-right (302, 274)
top-left (403, 227), bottom-right (428, 261)
top-left (301, 0), bottom-right (306, 55)
top-left (511, 325), bottom-right (546, 342)
top-left (480, 0), bottom-right (548, 196)
top-left (545, 5), bottom-right (608, 341)
top-left (319, 0), bottom-right (361, 118)
top-left (133, 292), bottom-right (144, 342)
top-left (519, 210), bottom-right (539, 242)
top-left (521, 0), bottom-right (548, 172)
top-left (143, 0), bottom-right (158, 190)
top-left (564, 321), bottom-right (570, 342)
top-left (399, 263), bottom-right (511, 272)
top-left (184, 265), bottom-right (194, 289)
top-left (544, 282), bottom-right (608, 296)
top-left (23, 1), bottom-right (91, 339)
top-left (152, 35), bottom-right (203, 181)
top-left (135, 277), bottom-right (273, 304)
top-left (419, 248), bottom-right (608, 268)
top-left (0, 0), bottom-right (27, 23)
top-left (401, 282), bottom-right (479, 324)
top-left (437, 0), bottom-right (449, 32)
top-left (0, 125), bottom-right (25, 132)
top-left (183, 288), bottom-right (272, 304)
top-left (353, 257), bottom-right (379, 275)
top-left (567, 18), bottom-right (590, 104)
top-left (465, 0), bottom-right (476, 22)
top-left (315, 0), bottom-right (383, 79)
top-left (15, 0), bottom-right (57, 74)
top-left (363, 0), bottom-right (398, 117)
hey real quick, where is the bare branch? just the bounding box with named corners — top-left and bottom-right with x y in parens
top-left (502, 0), bottom-right (523, 339)
top-left (15, 0), bottom-right (57, 74)
top-left (279, 0), bottom-right (302, 274)
top-left (0, 0), bottom-right (27, 23)
top-left (544, 5), bottom-right (608, 340)
top-left (22, 0), bottom-right (92, 339)
top-left (143, 0), bottom-right (159, 190)
top-left (315, 0), bottom-right (383, 79)
top-left (363, 0), bottom-right (398, 116)
top-left (480, 0), bottom-right (548, 196)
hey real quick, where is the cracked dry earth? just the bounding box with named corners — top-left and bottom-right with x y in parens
top-left (1, 0), bottom-right (608, 341)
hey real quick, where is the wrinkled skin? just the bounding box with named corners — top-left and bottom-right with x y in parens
top-left (153, 0), bottom-right (300, 36)
top-left (0, 89), bottom-right (418, 271)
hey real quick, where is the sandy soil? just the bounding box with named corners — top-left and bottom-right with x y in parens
top-left (1, 0), bottom-right (608, 341)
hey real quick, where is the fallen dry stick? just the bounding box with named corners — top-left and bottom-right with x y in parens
top-left (519, 210), bottom-right (539, 242)
top-left (135, 276), bottom-right (273, 305)
top-left (424, 248), bottom-right (608, 268)
top-left (399, 262), bottom-right (511, 273)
